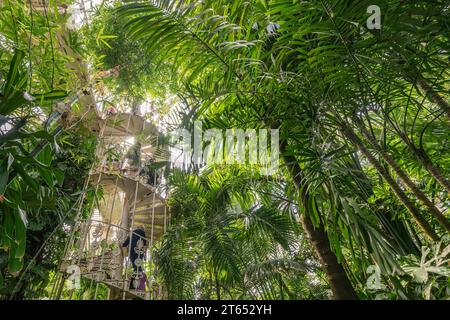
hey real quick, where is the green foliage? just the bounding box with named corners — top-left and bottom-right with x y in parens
top-left (0, 128), bottom-right (98, 299)
top-left (156, 167), bottom-right (329, 299)
top-left (0, 1), bottom-right (98, 299)
top-left (81, 2), bottom-right (173, 113)
top-left (114, 0), bottom-right (450, 299)
top-left (1, 0), bottom-right (449, 300)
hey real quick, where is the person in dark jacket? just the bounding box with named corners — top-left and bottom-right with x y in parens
top-left (121, 226), bottom-right (147, 289)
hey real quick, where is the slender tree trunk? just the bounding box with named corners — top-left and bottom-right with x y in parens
top-left (416, 78), bottom-right (450, 120)
top-left (398, 135), bottom-right (450, 195)
top-left (354, 119), bottom-right (450, 234)
top-left (281, 141), bottom-right (358, 300)
top-left (366, 30), bottom-right (450, 120)
top-left (393, 55), bottom-right (450, 120)
top-left (340, 125), bottom-right (440, 241)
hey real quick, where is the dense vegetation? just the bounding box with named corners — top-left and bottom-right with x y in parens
top-left (0, 0), bottom-right (98, 299)
top-left (1, 0), bottom-right (449, 300)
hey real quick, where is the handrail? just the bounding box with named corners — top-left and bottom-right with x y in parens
top-left (88, 219), bottom-right (156, 243)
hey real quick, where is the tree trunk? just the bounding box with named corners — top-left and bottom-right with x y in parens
top-left (355, 120), bottom-right (450, 234)
top-left (340, 125), bottom-right (440, 241)
top-left (281, 141), bottom-right (358, 300)
top-left (391, 54), bottom-right (450, 120)
top-left (416, 78), bottom-right (450, 120)
top-left (399, 136), bottom-right (450, 195)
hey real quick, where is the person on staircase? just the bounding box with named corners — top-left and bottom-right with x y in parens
top-left (121, 226), bottom-right (147, 290)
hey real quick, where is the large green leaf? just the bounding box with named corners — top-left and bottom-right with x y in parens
top-left (37, 166), bottom-right (54, 187)
top-left (12, 163), bottom-right (39, 192)
top-left (8, 249), bottom-right (24, 274)
top-left (33, 90), bottom-right (68, 107)
top-left (2, 50), bottom-right (25, 98)
top-left (14, 208), bottom-right (27, 259)
top-left (36, 145), bottom-right (53, 167)
top-left (0, 50), bottom-right (28, 115)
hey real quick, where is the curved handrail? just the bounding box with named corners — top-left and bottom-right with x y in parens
top-left (89, 219), bottom-right (156, 243)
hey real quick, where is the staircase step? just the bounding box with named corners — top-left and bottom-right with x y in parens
top-left (131, 206), bottom-right (166, 216)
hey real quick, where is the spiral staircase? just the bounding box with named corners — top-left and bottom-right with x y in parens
top-left (24, 1), bottom-right (171, 300)
top-left (53, 111), bottom-right (169, 300)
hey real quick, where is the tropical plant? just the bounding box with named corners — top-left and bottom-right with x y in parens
top-left (0, 0), bottom-right (98, 299)
top-left (156, 166), bottom-right (330, 299)
top-left (1, 0), bottom-right (449, 300)
top-left (112, 0), bottom-right (450, 299)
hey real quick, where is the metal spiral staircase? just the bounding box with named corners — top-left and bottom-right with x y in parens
top-left (53, 112), bottom-right (169, 300)
top-left (23, 1), bottom-right (171, 300)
